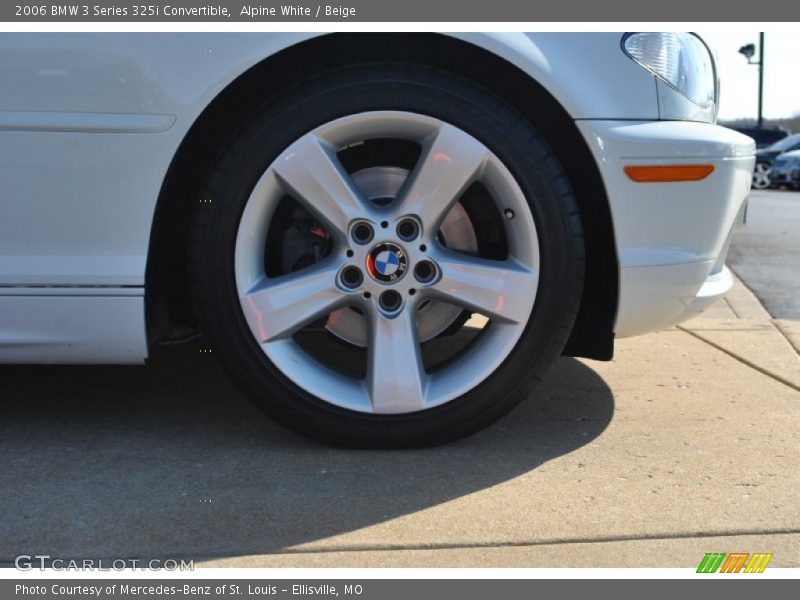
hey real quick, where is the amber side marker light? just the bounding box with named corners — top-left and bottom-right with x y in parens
top-left (624, 164), bottom-right (715, 182)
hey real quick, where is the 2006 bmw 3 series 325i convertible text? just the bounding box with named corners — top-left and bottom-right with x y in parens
top-left (0, 33), bottom-right (754, 447)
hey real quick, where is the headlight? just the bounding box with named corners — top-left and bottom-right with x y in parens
top-left (623, 32), bottom-right (717, 110)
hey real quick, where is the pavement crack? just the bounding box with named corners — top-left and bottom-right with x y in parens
top-left (274, 528), bottom-right (800, 555)
top-left (773, 319), bottom-right (800, 357)
top-left (2, 530), bottom-right (798, 565)
top-left (724, 297), bottom-right (742, 319)
top-left (677, 325), bottom-right (800, 393)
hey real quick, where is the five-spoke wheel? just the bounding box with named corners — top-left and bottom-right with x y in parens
top-left (752, 162), bottom-right (772, 189)
top-left (234, 112), bottom-right (539, 414)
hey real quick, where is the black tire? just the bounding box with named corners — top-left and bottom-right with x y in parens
top-left (189, 63), bottom-right (585, 448)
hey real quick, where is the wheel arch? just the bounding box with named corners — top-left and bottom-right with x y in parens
top-left (146, 33), bottom-right (618, 359)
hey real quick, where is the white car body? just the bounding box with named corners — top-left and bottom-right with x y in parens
top-left (0, 33), bottom-right (755, 363)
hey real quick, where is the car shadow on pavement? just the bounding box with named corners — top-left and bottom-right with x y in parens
top-left (0, 341), bottom-right (614, 563)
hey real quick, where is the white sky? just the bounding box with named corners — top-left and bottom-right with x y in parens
top-left (699, 32), bottom-right (800, 120)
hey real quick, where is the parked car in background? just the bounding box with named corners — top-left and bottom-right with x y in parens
top-left (752, 132), bottom-right (800, 189)
top-left (727, 125), bottom-right (789, 149)
top-left (0, 32), bottom-right (754, 446)
top-left (768, 149), bottom-right (800, 189)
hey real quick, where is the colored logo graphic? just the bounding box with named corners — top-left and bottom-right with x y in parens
top-left (696, 553), bottom-right (773, 573)
top-left (366, 243), bottom-right (408, 283)
top-left (375, 250), bottom-right (400, 276)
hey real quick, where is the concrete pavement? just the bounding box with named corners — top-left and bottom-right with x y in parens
top-left (203, 534), bottom-right (800, 568)
top-left (0, 278), bottom-right (798, 568)
top-left (679, 278), bottom-right (800, 391)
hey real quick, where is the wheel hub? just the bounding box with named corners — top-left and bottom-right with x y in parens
top-left (324, 165), bottom-right (477, 347)
top-left (366, 242), bottom-right (408, 283)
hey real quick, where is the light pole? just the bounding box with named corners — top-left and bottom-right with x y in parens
top-left (739, 33), bottom-right (765, 128)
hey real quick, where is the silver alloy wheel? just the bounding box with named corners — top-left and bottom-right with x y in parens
top-left (234, 111), bottom-right (540, 414)
top-left (752, 162), bottom-right (771, 189)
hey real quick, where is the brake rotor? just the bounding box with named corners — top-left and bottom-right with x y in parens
top-left (325, 166), bottom-right (478, 346)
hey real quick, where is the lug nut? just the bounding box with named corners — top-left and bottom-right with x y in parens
top-left (414, 260), bottom-right (436, 284)
top-left (396, 218), bottom-right (419, 241)
top-left (352, 222), bottom-right (374, 245)
top-left (379, 290), bottom-right (402, 312)
top-left (340, 266), bottom-right (363, 289)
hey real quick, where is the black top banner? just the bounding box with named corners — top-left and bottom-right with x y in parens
top-left (3, 0), bottom-right (799, 22)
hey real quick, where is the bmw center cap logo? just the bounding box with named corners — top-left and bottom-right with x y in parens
top-left (366, 243), bottom-right (408, 283)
